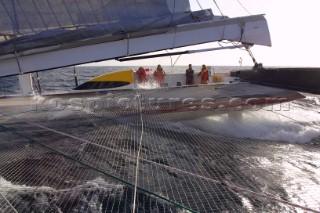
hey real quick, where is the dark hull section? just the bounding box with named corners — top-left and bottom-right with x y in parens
top-left (232, 67), bottom-right (320, 94)
top-left (74, 81), bottom-right (130, 90)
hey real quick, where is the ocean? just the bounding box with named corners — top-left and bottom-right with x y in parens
top-left (0, 66), bottom-right (320, 212)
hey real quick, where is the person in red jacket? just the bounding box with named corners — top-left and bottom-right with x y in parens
top-left (198, 64), bottom-right (209, 84)
top-left (136, 66), bottom-right (147, 83)
top-left (153, 64), bottom-right (166, 86)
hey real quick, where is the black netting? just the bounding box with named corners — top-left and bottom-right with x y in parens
top-left (0, 85), bottom-right (319, 212)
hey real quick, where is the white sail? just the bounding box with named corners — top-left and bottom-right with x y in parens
top-left (0, 0), bottom-right (271, 77)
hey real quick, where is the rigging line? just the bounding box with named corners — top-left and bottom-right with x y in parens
top-left (87, 1), bottom-right (100, 25)
top-left (45, 0), bottom-right (62, 28)
top-left (173, 55), bottom-right (182, 67)
top-left (169, 0), bottom-right (176, 27)
top-left (31, 0), bottom-right (48, 30)
top-left (1, 115), bottom-right (319, 212)
top-left (13, 51), bottom-right (23, 75)
top-left (73, 0), bottom-right (89, 28)
top-left (0, 123), bottom-right (197, 213)
top-left (16, 0), bottom-right (36, 34)
top-left (126, 33), bottom-right (130, 56)
top-left (132, 92), bottom-right (144, 213)
top-left (61, 0), bottom-right (77, 27)
top-left (195, 0), bottom-right (203, 10)
top-left (236, 0), bottom-right (251, 15)
top-left (98, 0), bottom-right (111, 22)
top-left (212, 0), bottom-right (224, 16)
top-left (0, 191), bottom-right (18, 213)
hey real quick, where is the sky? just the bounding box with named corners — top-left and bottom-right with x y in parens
top-left (90, 0), bottom-right (320, 67)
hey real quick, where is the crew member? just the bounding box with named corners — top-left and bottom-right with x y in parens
top-left (186, 64), bottom-right (194, 85)
top-left (136, 66), bottom-right (147, 83)
top-left (198, 64), bottom-right (209, 84)
top-left (153, 64), bottom-right (166, 86)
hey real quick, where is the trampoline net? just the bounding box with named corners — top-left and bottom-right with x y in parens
top-left (0, 86), bottom-right (320, 212)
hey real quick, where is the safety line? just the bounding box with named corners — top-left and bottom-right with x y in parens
top-left (1, 115), bottom-right (319, 212)
top-left (132, 92), bottom-right (144, 213)
top-left (0, 123), bottom-right (197, 213)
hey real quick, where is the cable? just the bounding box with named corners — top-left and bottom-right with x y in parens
top-left (132, 92), bottom-right (144, 213)
top-left (195, 0), bottom-right (203, 9)
top-left (212, 0), bottom-right (224, 16)
top-left (236, 0), bottom-right (251, 15)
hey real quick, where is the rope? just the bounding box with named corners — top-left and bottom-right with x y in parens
top-left (132, 92), bottom-right (144, 213)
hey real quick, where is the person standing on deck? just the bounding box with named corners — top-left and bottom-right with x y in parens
top-left (136, 66), bottom-right (147, 83)
top-left (153, 64), bottom-right (166, 86)
top-left (186, 64), bottom-right (194, 85)
top-left (198, 64), bottom-right (209, 84)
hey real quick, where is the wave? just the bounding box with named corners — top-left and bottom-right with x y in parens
top-left (164, 105), bottom-right (320, 144)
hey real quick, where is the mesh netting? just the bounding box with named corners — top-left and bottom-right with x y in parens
top-left (0, 84), bottom-right (320, 212)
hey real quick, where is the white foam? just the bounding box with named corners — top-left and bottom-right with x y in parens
top-left (200, 109), bottom-right (320, 143)
top-left (0, 176), bottom-right (123, 212)
top-left (136, 80), bottom-right (160, 89)
top-left (304, 96), bottom-right (320, 106)
top-left (0, 176), bottom-right (53, 193)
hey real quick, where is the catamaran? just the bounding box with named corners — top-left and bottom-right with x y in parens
top-left (0, 1), bottom-right (315, 213)
top-left (0, 0), bottom-right (302, 108)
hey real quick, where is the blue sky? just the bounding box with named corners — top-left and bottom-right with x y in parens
top-left (93, 0), bottom-right (320, 67)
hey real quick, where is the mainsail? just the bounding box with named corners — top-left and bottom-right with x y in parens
top-left (0, 0), bottom-right (271, 77)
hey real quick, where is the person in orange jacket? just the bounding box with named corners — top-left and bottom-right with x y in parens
top-left (153, 64), bottom-right (166, 86)
top-left (136, 66), bottom-right (147, 83)
top-left (198, 64), bottom-right (209, 84)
